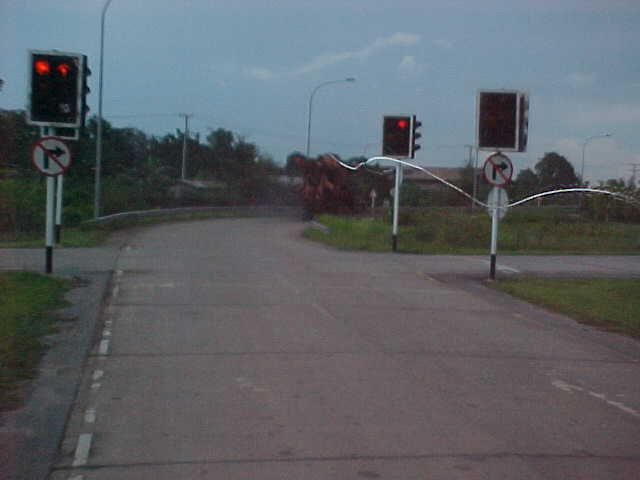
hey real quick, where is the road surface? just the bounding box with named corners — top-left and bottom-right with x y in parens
top-left (51, 217), bottom-right (640, 479)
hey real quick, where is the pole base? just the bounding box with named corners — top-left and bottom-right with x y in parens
top-left (489, 253), bottom-right (496, 280)
top-left (392, 234), bottom-right (398, 252)
top-left (46, 246), bottom-right (53, 274)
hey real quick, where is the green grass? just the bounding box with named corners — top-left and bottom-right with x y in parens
top-left (490, 277), bottom-right (640, 338)
top-left (305, 209), bottom-right (640, 254)
top-left (0, 271), bottom-right (71, 410)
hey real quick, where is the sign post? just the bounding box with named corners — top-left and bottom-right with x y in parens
top-left (45, 177), bottom-right (56, 273)
top-left (55, 175), bottom-right (64, 244)
top-left (31, 137), bottom-right (72, 273)
top-left (369, 188), bottom-right (377, 216)
top-left (486, 186), bottom-right (509, 280)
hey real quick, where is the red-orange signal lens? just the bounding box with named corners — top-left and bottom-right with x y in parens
top-left (35, 59), bottom-right (50, 75)
top-left (397, 120), bottom-right (408, 128)
top-left (57, 63), bottom-right (70, 77)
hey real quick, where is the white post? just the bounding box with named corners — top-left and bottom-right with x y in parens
top-left (392, 163), bottom-right (401, 251)
top-left (489, 189), bottom-right (500, 280)
top-left (55, 174), bottom-right (63, 244)
top-left (45, 176), bottom-right (56, 273)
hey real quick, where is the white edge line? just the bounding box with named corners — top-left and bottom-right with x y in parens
top-left (72, 433), bottom-right (93, 467)
top-left (98, 339), bottom-right (110, 356)
top-left (84, 408), bottom-right (96, 424)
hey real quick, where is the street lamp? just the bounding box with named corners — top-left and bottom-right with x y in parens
top-left (581, 133), bottom-right (612, 185)
top-left (94, 0), bottom-right (114, 218)
top-left (305, 77), bottom-right (355, 157)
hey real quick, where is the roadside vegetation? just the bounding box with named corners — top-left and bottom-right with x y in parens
top-left (0, 271), bottom-right (71, 410)
top-left (491, 277), bottom-right (640, 338)
top-left (304, 208), bottom-right (640, 254)
top-left (0, 206), bottom-right (299, 248)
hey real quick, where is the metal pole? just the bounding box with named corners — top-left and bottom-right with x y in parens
top-left (466, 145), bottom-right (476, 211)
top-left (45, 176), bottom-right (55, 273)
top-left (489, 189), bottom-right (500, 280)
top-left (305, 78), bottom-right (355, 157)
top-left (55, 175), bottom-right (63, 244)
top-left (180, 114), bottom-right (190, 180)
top-left (94, 0), bottom-right (114, 219)
top-left (392, 163), bottom-right (401, 252)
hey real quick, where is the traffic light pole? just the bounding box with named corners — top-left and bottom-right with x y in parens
top-left (45, 176), bottom-right (55, 274)
top-left (392, 163), bottom-right (401, 252)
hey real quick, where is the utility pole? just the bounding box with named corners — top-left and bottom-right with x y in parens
top-left (465, 144), bottom-right (477, 211)
top-left (179, 113), bottom-right (192, 180)
top-left (628, 163), bottom-right (640, 188)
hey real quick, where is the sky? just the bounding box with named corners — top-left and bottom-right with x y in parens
top-left (2, 0), bottom-right (640, 184)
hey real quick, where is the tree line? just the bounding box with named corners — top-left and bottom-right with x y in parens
top-left (0, 110), bottom-right (293, 234)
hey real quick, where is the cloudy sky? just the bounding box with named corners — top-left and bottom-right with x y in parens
top-left (2, 0), bottom-right (639, 183)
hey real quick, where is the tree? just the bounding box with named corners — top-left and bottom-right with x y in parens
top-left (535, 152), bottom-right (578, 188)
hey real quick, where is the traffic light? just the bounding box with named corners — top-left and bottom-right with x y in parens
top-left (382, 115), bottom-right (412, 158)
top-left (80, 55), bottom-right (91, 128)
top-left (476, 90), bottom-right (529, 152)
top-left (517, 92), bottom-right (529, 152)
top-left (411, 115), bottom-right (421, 158)
top-left (28, 50), bottom-right (83, 127)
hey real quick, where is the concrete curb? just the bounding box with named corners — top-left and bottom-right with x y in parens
top-left (308, 220), bottom-right (329, 233)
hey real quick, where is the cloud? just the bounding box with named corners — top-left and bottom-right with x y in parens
top-left (244, 32), bottom-right (421, 80)
top-left (564, 72), bottom-right (596, 87)
top-left (397, 55), bottom-right (426, 77)
top-left (243, 67), bottom-right (276, 81)
top-left (565, 102), bottom-right (640, 127)
top-left (433, 38), bottom-right (454, 49)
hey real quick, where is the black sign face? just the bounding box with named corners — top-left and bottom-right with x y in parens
top-left (478, 92), bottom-right (518, 150)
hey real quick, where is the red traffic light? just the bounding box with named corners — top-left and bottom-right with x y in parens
top-left (57, 63), bottom-right (71, 77)
top-left (397, 119), bottom-right (408, 129)
top-left (34, 59), bottom-right (50, 75)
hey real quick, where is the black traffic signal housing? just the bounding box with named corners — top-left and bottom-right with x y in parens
top-left (411, 115), bottom-right (421, 157)
top-left (383, 115), bottom-right (417, 158)
top-left (80, 55), bottom-right (91, 128)
top-left (517, 92), bottom-right (529, 152)
top-left (476, 90), bottom-right (528, 152)
top-left (28, 50), bottom-right (83, 128)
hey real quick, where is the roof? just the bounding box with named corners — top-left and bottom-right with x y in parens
top-left (403, 167), bottom-right (480, 183)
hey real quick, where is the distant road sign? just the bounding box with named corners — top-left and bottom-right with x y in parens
top-left (483, 152), bottom-right (513, 186)
top-left (32, 137), bottom-right (72, 176)
top-left (486, 187), bottom-right (509, 219)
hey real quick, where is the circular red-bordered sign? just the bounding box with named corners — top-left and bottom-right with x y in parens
top-left (483, 152), bottom-right (513, 187)
top-left (31, 137), bottom-right (72, 176)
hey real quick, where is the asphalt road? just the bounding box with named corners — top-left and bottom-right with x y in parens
top-left (40, 217), bottom-right (640, 479)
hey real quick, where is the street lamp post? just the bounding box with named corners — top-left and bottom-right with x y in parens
top-left (305, 77), bottom-right (355, 157)
top-left (581, 133), bottom-right (612, 185)
top-left (94, 0), bottom-right (114, 218)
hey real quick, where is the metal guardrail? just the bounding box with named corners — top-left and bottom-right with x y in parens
top-left (85, 205), bottom-right (303, 225)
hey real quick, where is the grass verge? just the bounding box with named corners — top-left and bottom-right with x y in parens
top-left (0, 271), bottom-right (71, 410)
top-left (304, 209), bottom-right (640, 254)
top-left (490, 277), bottom-right (640, 338)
